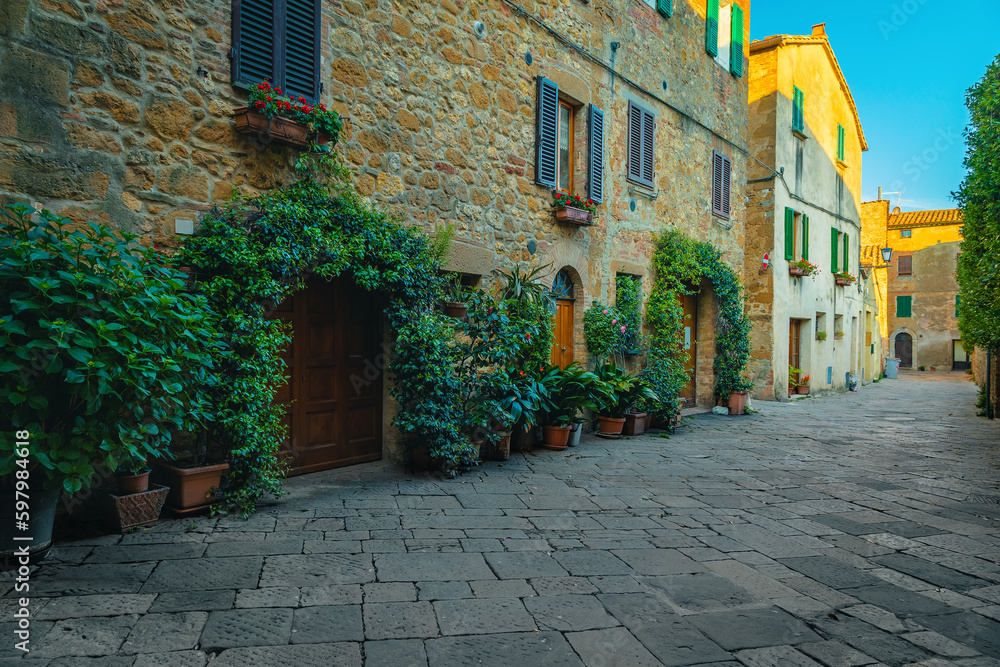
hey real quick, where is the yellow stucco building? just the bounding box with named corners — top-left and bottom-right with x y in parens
top-left (861, 195), bottom-right (965, 370)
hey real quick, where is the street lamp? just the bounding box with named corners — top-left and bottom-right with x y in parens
top-left (881, 247), bottom-right (893, 264)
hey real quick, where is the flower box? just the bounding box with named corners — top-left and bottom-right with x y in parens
top-left (554, 206), bottom-right (593, 226)
top-left (789, 267), bottom-right (808, 276)
top-left (101, 484), bottom-right (169, 533)
top-left (232, 107), bottom-right (331, 149)
top-left (834, 276), bottom-right (854, 286)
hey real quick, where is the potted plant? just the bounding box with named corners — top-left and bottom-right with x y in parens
top-left (796, 375), bottom-right (811, 394)
top-left (594, 363), bottom-right (656, 437)
top-left (816, 331), bottom-right (828, 341)
top-left (788, 365), bottom-right (803, 395)
top-left (834, 330), bottom-right (844, 340)
top-left (552, 192), bottom-right (597, 225)
top-left (538, 364), bottom-right (606, 450)
top-left (833, 271), bottom-right (857, 286)
top-left (233, 81), bottom-right (343, 149)
top-left (154, 430), bottom-right (231, 515)
top-left (788, 259), bottom-right (819, 277)
top-left (116, 453), bottom-right (152, 495)
top-left (443, 273), bottom-right (470, 318)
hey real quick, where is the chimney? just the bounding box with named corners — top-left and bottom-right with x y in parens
top-left (812, 23), bottom-right (826, 36)
top-left (878, 186), bottom-right (882, 201)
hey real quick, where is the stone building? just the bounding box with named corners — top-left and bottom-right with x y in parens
top-left (0, 0), bottom-right (749, 470)
top-left (860, 198), bottom-right (965, 371)
top-left (744, 24), bottom-right (869, 400)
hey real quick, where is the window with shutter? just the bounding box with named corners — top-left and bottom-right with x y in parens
top-left (843, 233), bottom-right (849, 273)
top-left (792, 86), bottom-right (804, 132)
top-left (627, 102), bottom-right (655, 188)
top-left (837, 124), bottom-right (845, 162)
top-left (896, 295), bottom-right (912, 318)
top-left (784, 208), bottom-right (794, 260)
top-left (830, 228), bottom-right (839, 273)
top-left (706, 0), bottom-right (719, 57)
top-left (730, 4), bottom-right (743, 77)
top-left (232, 0), bottom-right (320, 100)
top-left (711, 151), bottom-right (731, 219)
top-left (657, 0), bottom-right (673, 17)
top-left (535, 77), bottom-right (559, 188)
top-left (588, 105), bottom-right (604, 204)
top-left (802, 215), bottom-right (809, 260)
top-left (898, 255), bottom-right (912, 275)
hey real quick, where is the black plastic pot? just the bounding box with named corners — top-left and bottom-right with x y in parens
top-left (0, 487), bottom-right (60, 566)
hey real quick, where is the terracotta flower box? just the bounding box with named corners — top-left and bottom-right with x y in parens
top-left (154, 462), bottom-right (229, 515)
top-left (232, 107), bottom-right (330, 148)
top-left (554, 206), bottom-right (594, 226)
top-left (101, 484), bottom-right (169, 533)
top-left (834, 276), bottom-right (855, 286)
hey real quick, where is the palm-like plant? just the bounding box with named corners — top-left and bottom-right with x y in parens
top-left (538, 364), bottom-right (608, 425)
top-left (594, 363), bottom-right (658, 418)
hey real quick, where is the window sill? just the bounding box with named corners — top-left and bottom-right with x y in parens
top-left (792, 129), bottom-right (807, 141)
top-left (627, 183), bottom-right (658, 199)
top-left (836, 160), bottom-right (848, 170)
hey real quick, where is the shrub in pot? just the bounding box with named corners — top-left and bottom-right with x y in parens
top-left (116, 452), bottom-right (152, 495)
top-left (594, 363), bottom-right (657, 436)
top-left (0, 204), bottom-right (223, 556)
top-left (537, 364), bottom-right (605, 450)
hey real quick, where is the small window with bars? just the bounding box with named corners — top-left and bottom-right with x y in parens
top-left (232, 0), bottom-right (321, 101)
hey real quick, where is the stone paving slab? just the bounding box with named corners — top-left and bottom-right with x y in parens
top-left (425, 631), bottom-right (583, 667)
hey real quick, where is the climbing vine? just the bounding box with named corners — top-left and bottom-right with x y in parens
top-left (645, 229), bottom-right (752, 426)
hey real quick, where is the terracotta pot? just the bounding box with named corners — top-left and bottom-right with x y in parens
top-left (796, 385), bottom-right (810, 394)
top-left (789, 266), bottom-right (806, 276)
top-left (232, 107), bottom-right (331, 148)
top-left (154, 462), bottom-right (229, 514)
top-left (444, 301), bottom-right (468, 318)
top-left (835, 277), bottom-right (852, 286)
top-left (597, 415), bottom-right (625, 437)
top-left (727, 391), bottom-right (748, 415)
top-left (117, 470), bottom-right (151, 495)
top-left (623, 412), bottom-right (647, 436)
top-left (541, 424), bottom-right (572, 450)
top-left (553, 206), bottom-right (593, 225)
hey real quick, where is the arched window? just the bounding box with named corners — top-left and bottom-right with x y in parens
top-left (551, 269), bottom-right (574, 299)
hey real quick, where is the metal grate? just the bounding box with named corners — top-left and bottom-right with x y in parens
top-left (964, 495), bottom-right (1000, 505)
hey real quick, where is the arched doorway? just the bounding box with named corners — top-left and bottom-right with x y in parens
top-left (894, 332), bottom-right (913, 368)
top-left (550, 269), bottom-right (575, 368)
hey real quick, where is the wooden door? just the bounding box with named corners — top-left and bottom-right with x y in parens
top-left (277, 277), bottom-right (382, 476)
top-left (895, 333), bottom-right (912, 368)
top-left (788, 319), bottom-right (801, 383)
top-left (551, 298), bottom-right (575, 369)
top-left (679, 293), bottom-right (698, 403)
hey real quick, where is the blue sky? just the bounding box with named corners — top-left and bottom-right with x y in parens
top-left (750, 1), bottom-right (999, 211)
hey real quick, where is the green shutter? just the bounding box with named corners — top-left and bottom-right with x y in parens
top-left (831, 228), bottom-right (839, 273)
top-left (784, 207), bottom-right (794, 260)
top-left (843, 233), bottom-right (849, 273)
top-left (802, 215), bottom-right (809, 260)
top-left (730, 4), bottom-right (744, 77)
top-left (837, 124), bottom-right (845, 162)
top-left (657, 0), bottom-right (672, 17)
top-left (897, 295), bottom-right (912, 318)
top-left (792, 87), bottom-right (804, 132)
top-left (955, 294), bottom-right (960, 317)
top-left (706, 0), bottom-right (719, 57)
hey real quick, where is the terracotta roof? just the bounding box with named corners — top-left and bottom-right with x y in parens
top-left (749, 33), bottom-right (867, 152)
top-left (888, 208), bottom-right (963, 228)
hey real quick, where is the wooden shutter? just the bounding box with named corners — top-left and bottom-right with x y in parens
top-left (588, 105), bottom-right (604, 204)
top-left (802, 214), bottom-right (809, 260)
top-left (642, 108), bottom-right (655, 186)
top-left (837, 124), bottom-right (845, 161)
top-left (657, 0), bottom-right (672, 17)
top-left (843, 233), bottom-right (849, 273)
top-left (535, 77), bottom-right (558, 188)
top-left (896, 295), bottom-right (912, 318)
top-left (283, 0), bottom-right (320, 99)
top-left (706, 0), bottom-right (719, 57)
top-left (898, 255), bottom-right (912, 275)
top-left (792, 87), bottom-right (804, 131)
top-left (233, 0), bottom-right (276, 87)
top-left (711, 151), bottom-right (730, 218)
top-left (721, 154), bottom-right (730, 217)
top-left (831, 228), bottom-right (839, 273)
top-left (628, 102), bottom-right (654, 188)
top-left (730, 4), bottom-right (744, 77)
top-left (784, 208), bottom-right (794, 260)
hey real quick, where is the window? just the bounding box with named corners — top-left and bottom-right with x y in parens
top-left (792, 86), bottom-right (805, 132)
top-left (836, 173), bottom-right (844, 215)
top-left (898, 255), bottom-right (912, 275)
top-left (794, 138), bottom-right (804, 194)
top-left (557, 101), bottom-right (574, 194)
top-left (712, 151), bottom-right (731, 219)
top-left (706, 0), bottom-right (719, 56)
top-left (900, 229), bottom-right (911, 238)
top-left (896, 295), bottom-right (912, 318)
top-left (232, 0), bottom-right (321, 100)
top-left (628, 101), bottom-right (655, 188)
top-left (783, 208), bottom-right (808, 261)
top-left (836, 124), bottom-right (845, 162)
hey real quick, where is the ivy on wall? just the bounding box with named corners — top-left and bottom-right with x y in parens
top-left (644, 229), bottom-right (752, 424)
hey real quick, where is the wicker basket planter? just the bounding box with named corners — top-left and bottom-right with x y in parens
top-left (101, 484), bottom-right (169, 533)
top-left (232, 107), bottom-right (330, 148)
top-left (480, 431), bottom-right (511, 461)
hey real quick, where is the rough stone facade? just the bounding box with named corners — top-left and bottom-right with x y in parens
top-left (1, 0), bottom-right (750, 462)
top-left (744, 24), bottom-right (869, 399)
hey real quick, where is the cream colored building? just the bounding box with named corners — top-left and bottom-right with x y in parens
top-left (744, 24), bottom-right (869, 399)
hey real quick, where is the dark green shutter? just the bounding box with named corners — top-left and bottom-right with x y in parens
top-left (706, 0), bottom-right (719, 57)
top-left (831, 228), bottom-right (839, 273)
top-left (837, 124), bottom-right (845, 162)
top-left (784, 208), bottom-right (794, 260)
top-left (657, 0), bottom-right (672, 17)
top-left (535, 77), bottom-right (558, 188)
top-left (955, 294), bottom-right (960, 317)
top-left (802, 214), bottom-right (809, 260)
top-left (588, 105), bottom-right (604, 204)
top-left (283, 0), bottom-right (320, 99)
top-left (843, 233), bottom-right (849, 273)
top-left (897, 295), bottom-right (912, 318)
top-left (792, 87), bottom-right (804, 132)
top-left (234, 0), bottom-right (275, 87)
top-left (730, 4), bottom-right (744, 77)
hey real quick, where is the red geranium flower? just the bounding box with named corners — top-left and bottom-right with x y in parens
top-left (299, 96), bottom-right (306, 102)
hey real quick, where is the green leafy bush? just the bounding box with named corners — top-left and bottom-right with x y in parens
top-left (0, 204), bottom-right (223, 493)
top-left (594, 363), bottom-right (657, 418)
top-left (584, 303), bottom-right (628, 362)
top-left (615, 275), bottom-right (644, 353)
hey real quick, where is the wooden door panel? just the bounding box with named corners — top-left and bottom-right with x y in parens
top-left (550, 299), bottom-right (574, 369)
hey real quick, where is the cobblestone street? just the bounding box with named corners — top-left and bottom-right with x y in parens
top-left (4, 371), bottom-right (1000, 666)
